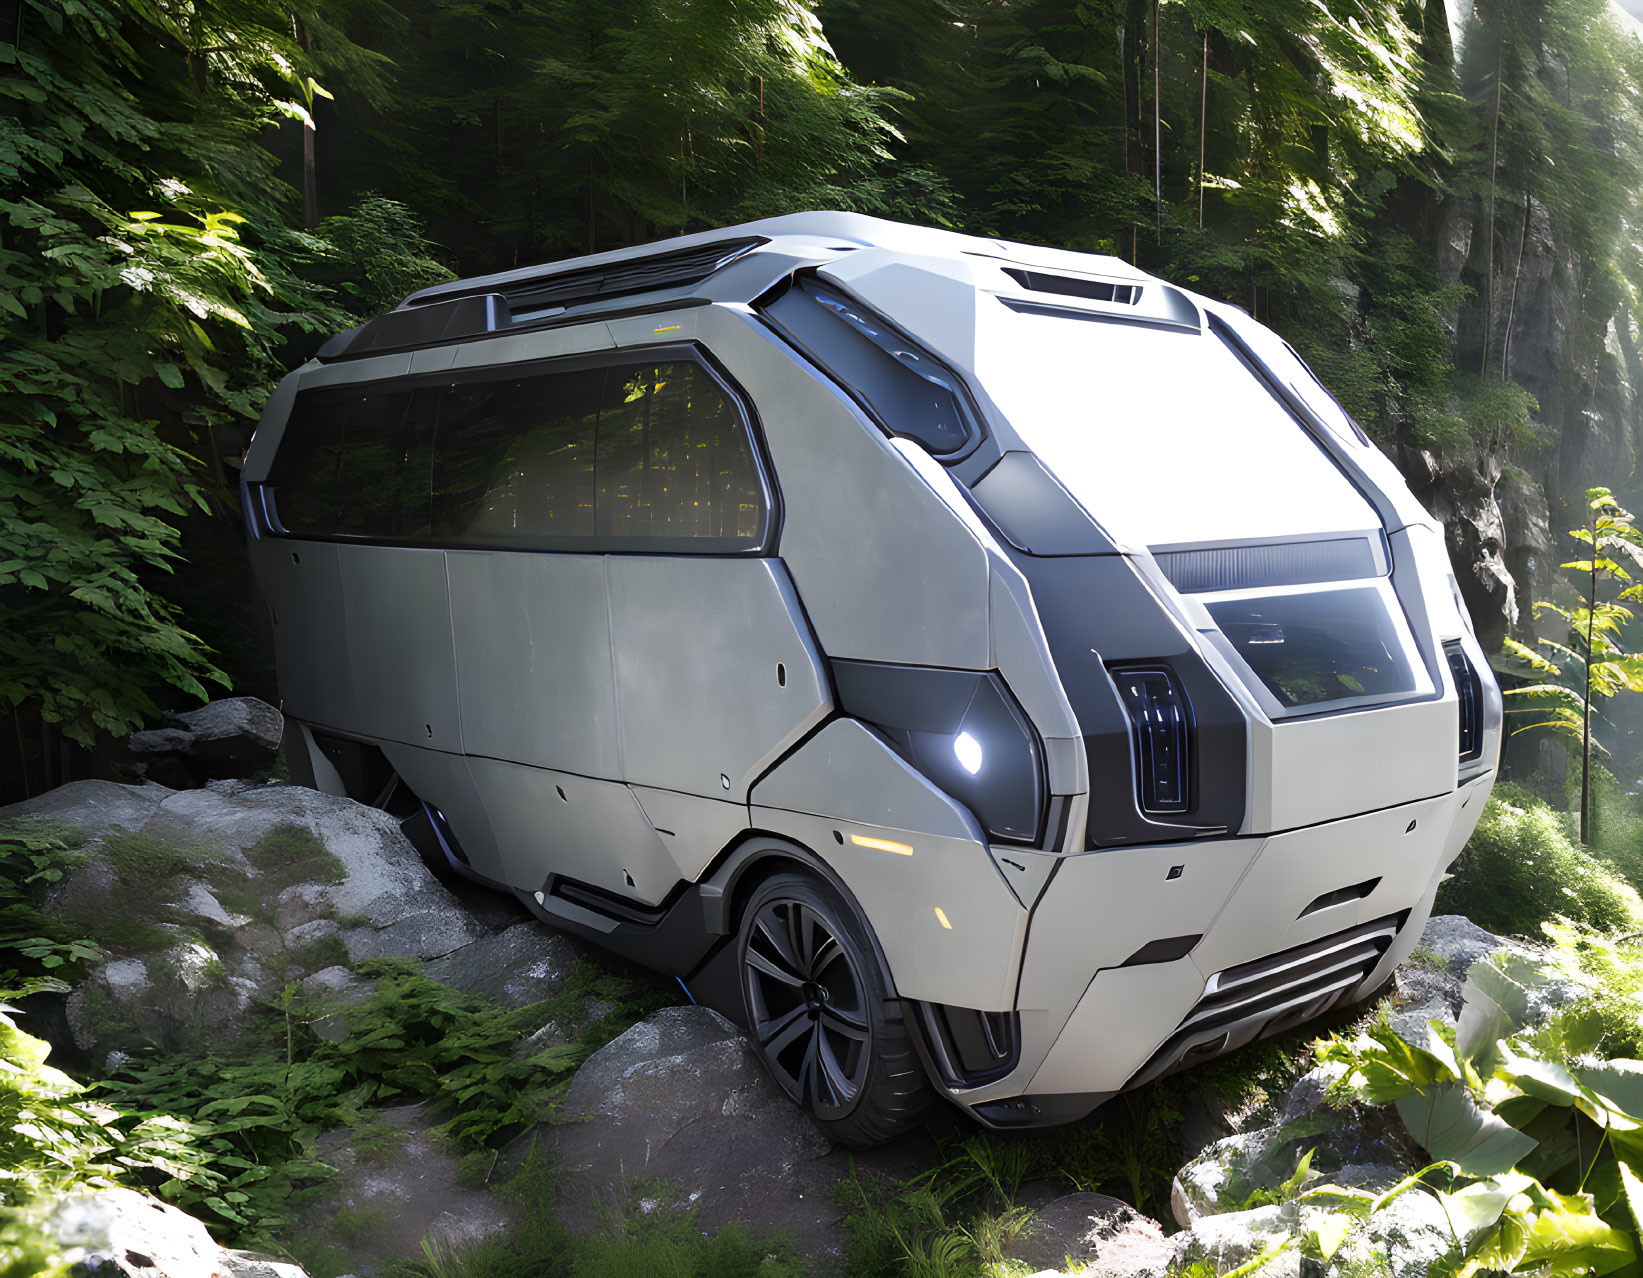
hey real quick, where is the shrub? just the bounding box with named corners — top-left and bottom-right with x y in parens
top-left (1435, 783), bottom-right (1643, 935)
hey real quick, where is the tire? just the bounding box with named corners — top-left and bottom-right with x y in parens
top-left (736, 869), bottom-right (934, 1147)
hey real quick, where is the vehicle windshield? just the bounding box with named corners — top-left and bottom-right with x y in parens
top-left (971, 302), bottom-right (1378, 550)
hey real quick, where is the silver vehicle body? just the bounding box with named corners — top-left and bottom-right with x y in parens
top-left (243, 212), bottom-right (1501, 1127)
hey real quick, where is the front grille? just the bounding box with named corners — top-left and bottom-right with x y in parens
top-left (1125, 914), bottom-right (1403, 1089)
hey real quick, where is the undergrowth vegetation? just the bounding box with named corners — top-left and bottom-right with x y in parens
top-left (100, 956), bottom-right (676, 1247)
top-left (834, 1035), bottom-right (1313, 1277)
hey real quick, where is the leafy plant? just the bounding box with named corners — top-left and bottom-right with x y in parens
top-left (100, 956), bottom-right (674, 1245)
top-left (1305, 950), bottom-right (1643, 1274)
top-left (1435, 784), bottom-right (1643, 936)
top-left (1502, 488), bottom-right (1643, 843)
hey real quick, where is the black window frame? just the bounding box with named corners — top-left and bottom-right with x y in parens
top-left (255, 342), bottom-right (780, 557)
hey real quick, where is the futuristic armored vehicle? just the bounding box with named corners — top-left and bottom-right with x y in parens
top-left (242, 212), bottom-right (1501, 1146)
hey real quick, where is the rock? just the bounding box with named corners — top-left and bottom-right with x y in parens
top-left (0, 780), bottom-right (170, 839)
top-left (521, 1004), bottom-right (923, 1266)
top-left (175, 697), bottom-right (284, 764)
top-left (122, 697), bottom-right (285, 790)
top-left (424, 921), bottom-right (578, 1009)
top-left (49, 1186), bottom-right (310, 1278)
top-left (0, 779), bottom-right (578, 1059)
top-left (1002, 1193), bottom-right (1171, 1276)
top-left (291, 1103), bottom-right (514, 1278)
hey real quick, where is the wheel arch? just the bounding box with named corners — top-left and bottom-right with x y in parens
top-left (699, 830), bottom-right (902, 999)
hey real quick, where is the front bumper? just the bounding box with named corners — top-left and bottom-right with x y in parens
top-left (942, 770), bottom-right (1494, 1127)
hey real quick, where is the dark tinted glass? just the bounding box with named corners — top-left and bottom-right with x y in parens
top-left (595, 363), bottom-right (763, 542)
top-left (762, 279), bottom-right (975, 455)
top-left (269, 387), bottom-right (435, 538)
top-left (270, 357), bottom-right (762, 549)
top-left (1206, 587), bottom-right (1417, 709)
top-left (430, 368), bottom-right (602, 542)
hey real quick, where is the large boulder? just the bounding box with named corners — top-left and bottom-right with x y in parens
top-left (125, 698), bottom-right (285, 789)
top-left (48, 1186), bottom-right (308, 1278)
top-left (0, 780), bottom-right (577, 1060)
top-left (1001, 1193), bottom-right (1171, 1277)
top-left (518, 1004), bottom-right (924, 1267)
top-left (290, 1102), bottom-right (516, 1278)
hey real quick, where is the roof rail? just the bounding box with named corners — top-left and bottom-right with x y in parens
top-left (407, 236), bottom-right (767, 317)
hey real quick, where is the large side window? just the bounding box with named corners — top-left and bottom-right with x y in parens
top-left (268, 387), bottom-right (436, 539)
top-left (595, 362), bottom-right (763, 543)
top-left (266, 353), bottom-right (766, 551)
top-left (430, 368), bottom-right (602, 542)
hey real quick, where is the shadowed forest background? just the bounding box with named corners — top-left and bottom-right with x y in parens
top-left (5, 0), bottom-right (1643, 798)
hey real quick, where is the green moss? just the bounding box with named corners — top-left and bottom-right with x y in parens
top-left (244, 824), bottom-right (346, 893)
top-left (287, 933), bottom-right (349, 976)
top-left (102, 831), bottom-right (195, 887)
top-left (88, 915), bottom-right (177, 954)
top-left (1436, 783), bottom-right (1643, 936)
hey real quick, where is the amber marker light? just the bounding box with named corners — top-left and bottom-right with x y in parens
top-left (849, 833), bottom-right (914, 856)
top-left (652, 324), bottom-right (682, 333)
top-left (933, 907), bottom-right (953, 930)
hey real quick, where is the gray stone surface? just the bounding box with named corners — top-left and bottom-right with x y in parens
top-left (424, 921), bottom-right (578, 1009)
top-left (293, 1102), bottom-right (514, 1278)
top-left (527, 1004), bottom-right (925, 1268)
top-left (122, 697), bottom-right (285, 788)
top-left (50, 1186), bottom-right (308, 1278)
top-left (1, 779), bottom-right (169, 838)
top-left (1, 780), bottom-right (576, 1058)
top-left (1002, 1192), bottom-right (1171, 1276)
top-left (175, 697), bottom-right (285, 760)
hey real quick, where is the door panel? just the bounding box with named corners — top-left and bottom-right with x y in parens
top-left (337, 545), bottom-right (463, 751)
top-left (255, 539), bottom-right (353, 728)
top-left (467, 756), bottom-right (677, 901)
top-left (447, 550), bottom-right (620, 777)
top-left (606, 556), bottom-right (830, 800)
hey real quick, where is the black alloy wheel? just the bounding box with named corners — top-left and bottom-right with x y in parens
top-left (736, 870), bottom-right (933, 1146)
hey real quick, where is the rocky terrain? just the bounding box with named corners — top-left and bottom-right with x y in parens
top-left (2, 710), bottom-right (1570, 1277)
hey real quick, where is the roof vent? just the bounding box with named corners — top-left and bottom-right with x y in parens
top-left (418, 236), bottom-right (767, 317)
top-left (1001, 267), bottom-right (1142, 306)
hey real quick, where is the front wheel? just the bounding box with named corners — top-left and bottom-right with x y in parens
top-left (737, 870), bottom-right (933, 1147)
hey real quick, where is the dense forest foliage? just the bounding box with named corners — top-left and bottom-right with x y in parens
top-left (3, 0), bottom-right (1643, 793)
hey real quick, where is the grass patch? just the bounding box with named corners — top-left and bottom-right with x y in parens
top-left (244, 823), bottom-right (346, 893)
top-left (382, 1160), bottom-right (806, 1278)
top-left (1436, 782), bottom-right (1643, 935)
top-left (835, 1028), bottom-right (1313, 1277)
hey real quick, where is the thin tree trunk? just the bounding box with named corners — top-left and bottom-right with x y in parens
top-left (1119, 27), bottom-right (1130, 175)
top-left (1482, 20), bottom-right (1503, 373)
top-left (1583, 543), bottom-right (1596, 844)
top-left (1198, 31), bottom-right (1208, 229)
top-left (13, 712), bottom-right (30, 800)
top-left (299, 21), bottom-right (317, 230)
top-left (1502, 181), bottom-right (1532, 379)
top-left (1153, 0), bottom-right (1162, 240)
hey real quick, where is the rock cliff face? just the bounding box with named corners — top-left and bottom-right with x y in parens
top-left (1395, 189), bottom-right (1639, 660)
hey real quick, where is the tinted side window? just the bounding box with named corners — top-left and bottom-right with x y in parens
top-left (761, 278), bottom-right (977, 456)
top-left (596, 362), bottom-right (763, 543)
top-left (430, 368), bottom-right (602, 542)
top-left (268, 354), bottom-right (766, 551)
top-left (269, 387), bottom-right (436, 538)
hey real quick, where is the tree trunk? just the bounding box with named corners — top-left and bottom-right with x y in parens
top-left (1582, 529), bottom-right (1597, 844)
top-left (1481, 18), bottom-right (1503, 374)
top-left (1152, 0), bottom-right (1162, 240)
top-left (1502, 181), bottom-right (1532, 378)
top-left (1421, 0), bottom-right (1454, 66)
top-left (1198, 31), bottom-right (1208, 229)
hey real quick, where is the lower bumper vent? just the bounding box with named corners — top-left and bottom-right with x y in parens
top-left (1125, 913), bottom-right (1404, 1090)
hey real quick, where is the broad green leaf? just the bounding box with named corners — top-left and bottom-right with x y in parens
top-left (1395, 1081), bottom-right (1539, 1176)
